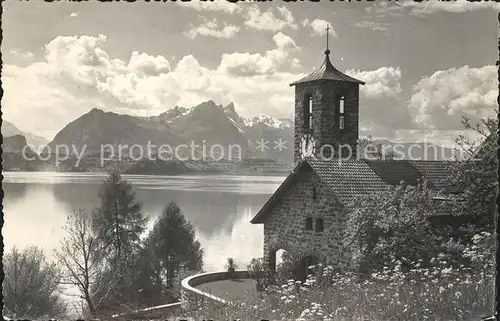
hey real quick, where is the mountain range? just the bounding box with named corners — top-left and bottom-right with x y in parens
top-left (48, 101), bottom-right (295, 162)
top-left (3, 101), bottom-right (461, 168)
top-left (1, 120), bottom-right (49, 147)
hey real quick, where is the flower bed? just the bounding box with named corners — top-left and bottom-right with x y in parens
top-left (182, 232), bottom-right (495, 321)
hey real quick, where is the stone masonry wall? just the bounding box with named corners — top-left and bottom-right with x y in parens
top-left (263, 166), bottom-right (352, 272)
top-left (294, 81), bottom-right (360, 164)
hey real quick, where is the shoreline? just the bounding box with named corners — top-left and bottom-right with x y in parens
top-left (2, 170), bottom-right (291, 177)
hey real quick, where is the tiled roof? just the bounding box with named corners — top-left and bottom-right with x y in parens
top-left (364, 160), bottom-right (424, 187)
top-left (307, 158), bottom-right (389, 205)
top-left (251, 158), bottom-right (454, 224)
top-left (407, 160), bottom-right (452, 190)
top-left (290, 50), bottom-right (365, 86)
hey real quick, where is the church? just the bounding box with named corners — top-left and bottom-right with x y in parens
top-left (250, 46), bottom-right (455, 277)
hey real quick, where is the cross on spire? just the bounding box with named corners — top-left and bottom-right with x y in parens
top-left (325, 25), bottom-right (331, 56)
top-left (326, 25), bottom-right (330, 51)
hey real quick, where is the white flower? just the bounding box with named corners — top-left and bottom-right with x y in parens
top-left (472, 234), bottom-right (482, 244)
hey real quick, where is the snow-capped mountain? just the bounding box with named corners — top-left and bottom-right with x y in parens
top-left (242, 115), bottom-right (293, 130)
top-left (48, 101), bottom-right (295, 163)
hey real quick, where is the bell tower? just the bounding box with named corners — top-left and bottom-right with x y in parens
top-left (290, 26), bottom-right (365, 165)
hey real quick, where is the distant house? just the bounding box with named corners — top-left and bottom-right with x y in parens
top-left (250, 48), bottom-right (462, 279)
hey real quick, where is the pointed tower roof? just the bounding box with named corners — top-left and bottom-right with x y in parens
top-left (290, 49), bottom-right (365, 86)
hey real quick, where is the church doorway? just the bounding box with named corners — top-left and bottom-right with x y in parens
top-left (276, 249), bottom-right (287, 269)
top-left (267, 248), bottom-right (287, 275)
top-left (269, 250), bottom-right (320, 282)
top-left (269, 248), bottom-right (296, 283)
top-left (296, 255), bottom-right (319, 281)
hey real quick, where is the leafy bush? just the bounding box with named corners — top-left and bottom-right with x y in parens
top-left (3, 246), bottom-right (67, 319)
top-left (344, 179), bottom-right (479, 275)
top-left (226, 257), bottom-right (237, 279)
top-left (247, 257), bottom-right (273, 291)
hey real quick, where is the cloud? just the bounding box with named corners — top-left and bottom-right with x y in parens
top-left (276, 6), bottom-right (295, 26)
top-left (345, 67), bottom-right (411, 139)
top-left (368, 1), bottom-right (405, 18)
top-left (2, 62), bottom-right (107, 139)
top-left (400, 0), bottom-right (500, 14)
top-left (2, 34), bottom-right (302, 137)
top-left (11, 34), bottom-right (471, 147)
top-left (8, 49), bottom-right (34, 60)
top-left (408, 65), bottom-right (497, 130)
top-left (302, 18), bottom-right (337, 37)
top-left (174, 2), bottom-right (297, 32)
top-left (357, 3), bottom-right (400, 34)
top-left (175, 0), bottom-right (242, 14)
top-left (217, 32), bottom-right (300, 76)
top-left (346, 67), bottom-right (402, 99)
top-left (127, 51), bottom-right (171, 76)
top-left (185, 19), bottom-right (240, 39)
top-left (353, 21), bottom-right (390, 34)
top-left (243, 5), bottom-right (298, 31)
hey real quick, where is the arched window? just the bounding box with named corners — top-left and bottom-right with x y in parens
top-left (315, 218), bottom-right (324, 232)
top-left (305, 217), bottom-right (313, 230)
top-left (312, 187), bottom-right (317, 200)
top-left (339, 95), bottom-right (345, 130)
top-left (304, 94), bottom-right (313, 130)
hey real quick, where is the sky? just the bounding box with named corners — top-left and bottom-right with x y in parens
top-left (2, 0), bottom-right (498, 146)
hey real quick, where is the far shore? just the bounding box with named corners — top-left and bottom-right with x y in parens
top-left (2, 170), bottom-right (290, 177)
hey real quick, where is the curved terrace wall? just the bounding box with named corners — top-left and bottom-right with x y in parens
top-left (111, 270), bottom-right (252, 319)
top-left (181, 270), bottom-right (251, 309)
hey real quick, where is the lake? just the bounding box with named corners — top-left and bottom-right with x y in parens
top-left (2, 171), bottom-right (286, 271)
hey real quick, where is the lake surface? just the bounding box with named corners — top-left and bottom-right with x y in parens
top-left (2, 172), bottom-right (286, 271)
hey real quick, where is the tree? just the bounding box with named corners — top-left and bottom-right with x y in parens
top-left (125, 246), bottom-right (166, 308)
top-left (447, 115), bottom-right (498, 234)
top-left (54, 209), bottom-right (113, 318)
top-left (3, 246), bottom-right (67, 319)
top-left (346, 114), bottom-right (498, 275)
top-left (275, 251), bottom-right (306, 283)
top-left (358, 135), bottom-right (394, 160)
top-left (92, 170), bottom-right (147, 304)
top-left (146, 201), bottom-right (203, 293)
top-left (247, 258), bottom-right (270, 291)
top-left (345, 180), bottom-right (450, 274)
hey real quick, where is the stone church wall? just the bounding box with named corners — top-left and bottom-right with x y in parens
top-left (294, 81), bottom-right (360, 164)
top-left (263, 167), bottom-right (352, 272)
